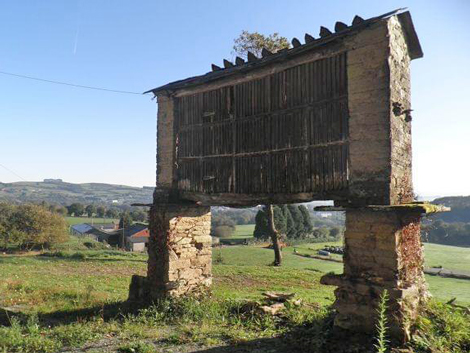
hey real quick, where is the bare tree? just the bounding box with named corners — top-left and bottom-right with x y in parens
top-left (266, 204), bottom-right (282, 266)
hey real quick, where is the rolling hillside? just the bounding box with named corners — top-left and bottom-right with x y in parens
top-left (0, 180), bottom-right (154, 206)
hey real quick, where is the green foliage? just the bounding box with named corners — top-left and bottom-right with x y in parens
top-left (85, 204), bottom-right (96, 218)
top-left (253, 208), bottom-right (269, 240)
top-left (287, 205), bottom-right (304, 238)
top-left (0, 203), bottom-right (68, 250)
top-left (232, 30), bottom-right (290, 59)
top-left (423, 219), bottom-right (470, 247)
top-left (213, 225), bottom-right (235, 238)
top-left (106, 208), bottom-right (119, 218)
top-left (118, 341), bottom-right (155, 353)
top-left (374, 290), bottom-right (389, 353)
top-left (299, 205), bottom-right (314, 235)
top-left (410, 300), bottom-right (470, 353)
top-left (67, 203), bottom-right (84, 217)
top-left (119, 212), bottom-right (133, 229)
top-left (96, 205), bottom-right (106, 218)
top-left (130, 209), bottom-right (147, 222)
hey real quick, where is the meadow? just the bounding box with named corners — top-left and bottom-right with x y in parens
top-left (0, 226), bottom-right (469, 353)
top-left (65, 216), bottom-right (118, 226)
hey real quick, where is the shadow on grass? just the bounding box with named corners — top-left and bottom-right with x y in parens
top-left (1, 300), bottom-right (380, 353)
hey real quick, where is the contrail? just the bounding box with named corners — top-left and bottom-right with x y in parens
top-left (73, 25), bottom-right (80, 55)
top-left (73, 0), bottom-right (81, 55)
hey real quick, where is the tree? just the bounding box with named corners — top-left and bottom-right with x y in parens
top-left (106, 208), bottom-right (119, 219)
top-left (131, 209), bottom-right (147, 223)
top-left (67, 203), bottom-right (84, 217)
top-left (0, 203), bottom-right (68, 250)
top-left (281, 205), bottom-right (296, 238)
top-left (266, 204), bottom-right (282, 266)
top-left (233, 31), bottom-right (290, 59)
top-left (298, 205), bottom-right (314, 236)
top-left (119, 212), bottom-right (133, 229)
top-left (85, 204), bottom-right (97, 218)
top-left (288, 205), bottom-right (304, 238)
top-left (96, 206), bottom-right (106, 218)
top-left (253, 209), bottom-right (269, 240)
top-left (253, 206), bottom-right (286, 240)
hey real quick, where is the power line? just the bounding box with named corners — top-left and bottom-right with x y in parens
top-left (0, 70), bottom-right (142, 95)
top-left (0, 163), bottom-right (26, 181)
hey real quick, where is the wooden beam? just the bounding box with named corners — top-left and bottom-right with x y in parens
top-left (178, 190), bottom-right (348, 207)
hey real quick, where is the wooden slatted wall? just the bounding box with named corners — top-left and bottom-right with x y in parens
top-left (175, 52), bottom-right (349, 196)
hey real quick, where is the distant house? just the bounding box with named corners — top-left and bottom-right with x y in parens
top-left (123, 224), bottom-right (149, 252)
top-left (70, 223), bottom-right (94, 236)
top-left (105, 224), bottom-right (149, 252)
top-left (71, 222), bottom-right (149, 252)
top-left (91, 222), bottom-right (118, 231)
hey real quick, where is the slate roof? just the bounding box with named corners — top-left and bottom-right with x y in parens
top-left (145, 9), bottom-right (422, 95)
top-left (123, 223), bottom-right (149, 238)
top-left (71, 223), bottom-right (94, 234)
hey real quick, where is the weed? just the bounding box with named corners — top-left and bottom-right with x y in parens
top-left (118, 341), bottom-right (155, 353)
top-left (374, 289), bottom-right (389, 353)
top-left (410, 300), bottom-right (470, 353)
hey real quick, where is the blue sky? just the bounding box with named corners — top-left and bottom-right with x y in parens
top-left (0, 0), bottom-right (469, 197)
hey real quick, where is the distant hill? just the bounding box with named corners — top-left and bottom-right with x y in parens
top-left (0, 180), bottom-right (154, 206)
top-left (433, 196), bottom-right (470, 223)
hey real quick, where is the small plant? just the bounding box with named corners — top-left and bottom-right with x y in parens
top-left (214, 247), bottom-right (224, 264)
top-left (118, 341), bottom-right (155, 353)
top-left (374, 289), bottom-right (389, 353)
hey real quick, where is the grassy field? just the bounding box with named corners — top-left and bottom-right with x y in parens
top-left (65, 216), bottom-right (118, 226)
top-left (0, 229), bottom-right (469, 353)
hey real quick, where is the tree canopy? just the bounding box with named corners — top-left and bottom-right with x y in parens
top-left (232, 31), bottom-right (290, 59)
top-left (0, 203), bottom-right (68, 250)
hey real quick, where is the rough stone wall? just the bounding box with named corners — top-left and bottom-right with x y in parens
top-left (329, 209), bottom-right (427, 339)
top-left (147, 204), bottom-right (212, 299)
top-left (346, 16), bottom-right (414, 205)
top-left (388, 17), bottom-right (414, 204)
top-left (156, 94), bottom-right (175, 189)
top-left (346, 21), bottom-right (392, 205)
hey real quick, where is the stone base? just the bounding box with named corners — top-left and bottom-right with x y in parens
top-left (129, 203), bottom-right (212, 301)
top-left (322, 208), bottom-right (428, 341)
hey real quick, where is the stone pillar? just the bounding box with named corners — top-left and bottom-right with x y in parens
top-left (129, 204), bottom-right (212, 301)
top-left (322, 208), bottom-right (428, 341)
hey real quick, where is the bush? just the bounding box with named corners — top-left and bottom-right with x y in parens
top-left (0, 203), bottom-right (68, 250)
top-left (212, 225), bottom-right (235, 238)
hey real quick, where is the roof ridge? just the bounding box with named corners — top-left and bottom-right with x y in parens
top-left (145, 8), bottom-right (417, 95)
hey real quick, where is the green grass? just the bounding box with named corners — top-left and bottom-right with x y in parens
top-left (0, 235), bottom-right (469, 352)
top-left (423, 243), bottom-right (470, 272)
top-left (65, 216), bottom-right (118, 226)
top-left (232, 224), bottom-right (255, 238)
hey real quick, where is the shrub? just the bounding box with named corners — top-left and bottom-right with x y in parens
top-left (0, 203), bottom-right (68, 250)
top-left (212, 225), bottom-right (235, 238)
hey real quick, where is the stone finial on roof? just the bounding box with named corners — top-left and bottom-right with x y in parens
top-left (223, 59), bottom-right (234, 68)
top-left (304, 33), bottom-right (315, 43)
top-left (291, 38), bottom-right (302, 48)
top-left (352, 15), bottom-right (365, 25)
top-left (235, 56), bottom-right (245, 65)
top-left (319, 26), bottom-right (333, 37)
top-left (247, 51), bottom-right (258, 62)
top-left (334, 21), bottom-right (348, 32)
top-left (261, 48), bottom-right (273, 57)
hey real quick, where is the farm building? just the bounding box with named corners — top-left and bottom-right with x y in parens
top-left (105, 224), bottom-right (149, 252)
top-left (134, 8), bottom-right (450, 340)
